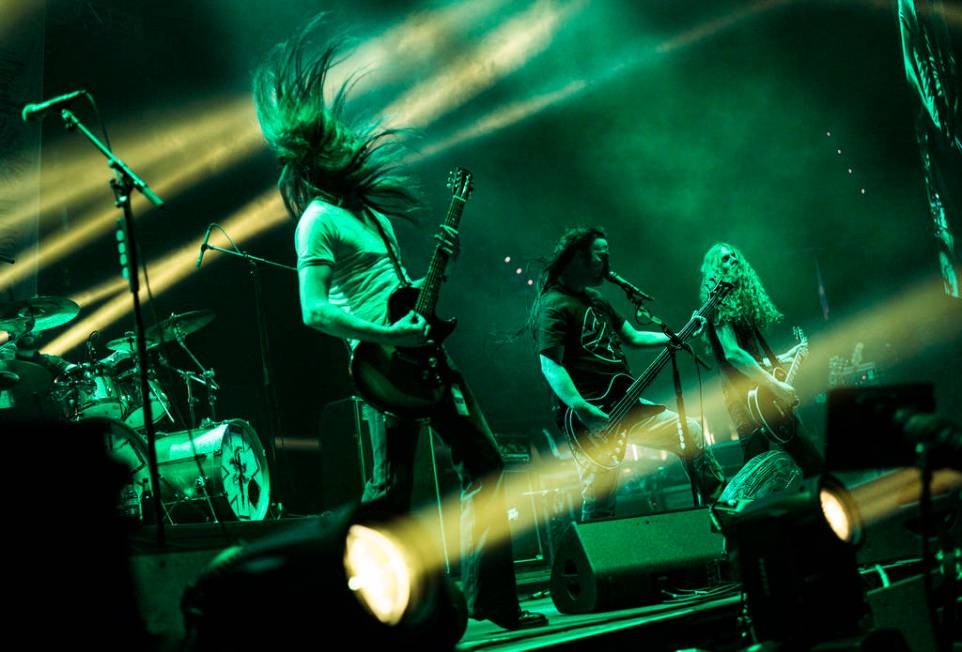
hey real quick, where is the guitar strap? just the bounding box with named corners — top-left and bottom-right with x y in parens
top-left (753, 327), bottom-right (783, 376)
top-left (366, 208), bottom-right (411, 287)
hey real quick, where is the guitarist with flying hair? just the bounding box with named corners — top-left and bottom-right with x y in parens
top-left (253, 17), bottom-right (546, 630)
top-left (699, 242), bottom-right (824, 476)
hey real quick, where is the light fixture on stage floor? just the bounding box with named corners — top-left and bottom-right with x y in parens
top-left (722, 474), bottom-right (869, 647)
top-left (180, 502), bottom-right (467, 650)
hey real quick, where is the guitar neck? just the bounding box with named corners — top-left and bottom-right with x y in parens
top-left (415, 195), bottom-right (466, 316)
top-left (785, 348), bottom-right (804, 385)
top-left (604, 286), bottom-right (730, 433)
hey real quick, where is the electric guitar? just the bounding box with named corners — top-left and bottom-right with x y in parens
top-left (560, 279), bottom-right (734, 469)
top-left (349, 168), bottom-right (473, 418)
top-left (746, 326), bottom-right (808, 444)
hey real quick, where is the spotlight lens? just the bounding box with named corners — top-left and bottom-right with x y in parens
top-left (819, 488), bottom-right (854, 543)
top-left (344, 524), bottom-right (415, 625)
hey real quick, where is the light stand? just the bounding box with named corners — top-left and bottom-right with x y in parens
top-left (59, 107), bottom-right (166, 541)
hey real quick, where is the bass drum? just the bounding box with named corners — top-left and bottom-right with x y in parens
top-left (155, 419), bottom-right (271, 523)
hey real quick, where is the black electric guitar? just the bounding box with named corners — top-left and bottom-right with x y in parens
top-left (350, 168), bottom-right (473, 418)
top-left (559, 279), bottom-right (734, 469)
top-left (746, 326), bottom-right (808, 444)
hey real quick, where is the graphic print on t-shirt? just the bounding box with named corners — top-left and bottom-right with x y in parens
top-left (581, 307), bottom-right (622, 363)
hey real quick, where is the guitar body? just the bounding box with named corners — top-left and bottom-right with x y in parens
top-left (746, 385), bottom-right (795, 444)
top-left (350, 286), bottom-right (457, 418)
top-left (559, 373), bottom-right (665, 469)
top-left (745, 327), bottom-right (807, 444)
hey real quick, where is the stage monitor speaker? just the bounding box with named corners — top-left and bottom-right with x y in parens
top-left (550, 508), bottom-right (724, 614)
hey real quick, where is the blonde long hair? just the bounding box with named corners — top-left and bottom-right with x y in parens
top-left (700, 242), bottom-right (782, 329)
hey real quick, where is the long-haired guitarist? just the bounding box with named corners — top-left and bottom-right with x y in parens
top-left (252, 17), bottom-right (546, 631)
top-left (699, 242), bottom-right (824, 476)
top-left (531, 227), bottom-right (725, 521)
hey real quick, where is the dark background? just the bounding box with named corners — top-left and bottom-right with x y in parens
top-left (23, 1), bottom-right (962, 503)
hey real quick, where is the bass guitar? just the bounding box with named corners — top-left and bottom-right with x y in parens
top-left (746, 326), bottom-right (808, 444)
top-left (350, 168), bottom-right (473, 418)
top-left (560, 279), bottom-right (734, 468)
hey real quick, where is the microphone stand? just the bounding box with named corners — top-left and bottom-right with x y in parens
top-left (624, 291), bottom-right (711, 506)
top-left (59, 108), bottom-right (167, 542)
top-left (203, 243), bottom-right (295, 470)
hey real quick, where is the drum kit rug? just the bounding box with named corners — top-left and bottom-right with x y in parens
top-left (0, 296), bottom-right (271, 524)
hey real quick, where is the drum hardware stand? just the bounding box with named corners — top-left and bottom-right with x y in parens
top-left (172, 327), bottom-right (220, 427)
top-left (58, 107), bottom-right (167, 544)
top-left (201, 241), bottom-right (295, 469)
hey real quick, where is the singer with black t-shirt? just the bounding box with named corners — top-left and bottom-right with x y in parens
top-left (528, 227), bottom-right (725, 521)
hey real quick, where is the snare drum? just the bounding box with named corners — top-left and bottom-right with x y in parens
top-left (54, 364), bottom-right (125, 421)
top-left (154, 419), bottom-right (271, 523)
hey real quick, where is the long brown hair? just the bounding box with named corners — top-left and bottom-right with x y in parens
top-left (700, 242), bottom-right (782, 329)
top-left (525, 226), bottom-right (608, 338)
top-left (252, 15), bottom-right (420, 220)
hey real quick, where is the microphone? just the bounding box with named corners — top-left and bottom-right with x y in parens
top-left (606, 270), bottom-right (654, 302)
top-left (195, 224), bottom-right (214, 269)
top-left (21, 90), bottom-right (88, 122)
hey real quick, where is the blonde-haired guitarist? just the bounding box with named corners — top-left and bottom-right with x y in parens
top-left (699, 243), bottom-right (824, 477)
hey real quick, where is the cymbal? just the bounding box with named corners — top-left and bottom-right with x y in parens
top-left (104, 332), bottom-right (160, 353)
top-left (104, 310), bottom-right (215, 352)
top-left (0, 360), bottom-right (61, 420)
top-left (146, 310), bottom-right (215, 343)
top-left (0, 360), bottom-right (53, 396)
top-left (0, 296), bottom-right (80, 333)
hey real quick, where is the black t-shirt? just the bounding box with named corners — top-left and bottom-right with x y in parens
top-left (534, 285), bottom-right (630, 402)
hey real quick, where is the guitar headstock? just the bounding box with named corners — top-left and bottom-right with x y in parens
top-left (793, 326), bottom-right (809, 359)
top-left (707, 277), bottom-right (735, 300)
top-left (446, 168), bottom-right (473, 202)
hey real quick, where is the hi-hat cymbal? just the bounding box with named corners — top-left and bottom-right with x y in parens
top-left (104, 333), bottom-right (160, 353)
top-left (0, 296), bottom-right (80, 333)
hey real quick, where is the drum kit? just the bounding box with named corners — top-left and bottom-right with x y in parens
top-left (0, 296), bottom-right (271, 524)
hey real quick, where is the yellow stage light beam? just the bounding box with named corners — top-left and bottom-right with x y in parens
top-left (655, 0), bottom-right (793, 55)
top-left (331, 0), bottom-right (515, 95)
top-left (383, 0), bottom-right (587, 129)
top-left (0, 111), bottom-right (266, 289)
top-left (0, 0), bottom-right (42, 41)
top-left (849, 467), bottom-right (962, 528)
top-left (408, 79), bottom-right (587, 161)
top-left (45, 190), bottom-right (287, 356)
top-left (410, 0), bottom-right (792, 161)
top-left (0, 98), bottom-right (258, 237)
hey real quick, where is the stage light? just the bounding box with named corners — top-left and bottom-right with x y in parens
top-left (181, 503), bottom-right (467, 650)
top-left (820, 484), bottom-right (857, 543)
top-left (722, 475), bottom-right (869, 646)
top-left (344, 523), bottom-right (418, 626)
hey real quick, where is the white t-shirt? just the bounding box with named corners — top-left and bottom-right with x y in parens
top-left (294, 201), bottom-right (410, 331)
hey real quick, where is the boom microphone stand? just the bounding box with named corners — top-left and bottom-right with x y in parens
top-left (57, 107), bottom-right (167, 541)
top-left (201, 239), bottom-right (296, 469)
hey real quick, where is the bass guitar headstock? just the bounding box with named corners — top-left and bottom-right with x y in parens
top-left (446, 167), bottom-right (473, 202)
